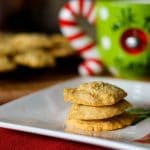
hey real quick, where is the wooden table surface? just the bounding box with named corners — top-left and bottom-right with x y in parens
top-left (0, 57), bottom-right (79, 104)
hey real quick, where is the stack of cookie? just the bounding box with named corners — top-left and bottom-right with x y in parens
top-left (64, 81), bottom-right (135, 136)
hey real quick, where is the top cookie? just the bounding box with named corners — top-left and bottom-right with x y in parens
top-left (64, 81), bottom-right (127, 106)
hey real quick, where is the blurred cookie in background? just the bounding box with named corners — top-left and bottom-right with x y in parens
top-left (47, 34), bottom-right (75, 58)
top-left (14, 50), bottom-right (55, 68)
top-left (0, 33), bottom-right (16, 56)
top-left (10, 33), bottom-right (53, 52)
top-left (0, 32), bottom-right (75, 72)
top-left (0, 56), bottom-right (16, 72)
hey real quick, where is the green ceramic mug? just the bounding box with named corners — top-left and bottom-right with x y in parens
top-left (60, 0), bottom-right (150, 79)
top-left (96, 0), bottom-right (150, 79)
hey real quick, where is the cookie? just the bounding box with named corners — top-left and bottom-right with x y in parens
top-left (0, 44), bottom-right (16, 56)
top-left (0, 56), bottom-right (16, 72)
top-left (64, 81), bottom-right (127, 106)
top-left (14, 50), bottom-right (55, 68)
top-left (48, 34), bottom-right (74, 58)
top-left (50, 34), bottom-right (70, 46)
top-left (68, 100), bottom-right (132, 120)
top-left (11, 33), bottom-right (53, 52)
top-left (0, 33), bottom-right (17, 56)
top-left (48, 47), bottom-right (74, 58)
top-left (65, 113), bottom-right (135, 135)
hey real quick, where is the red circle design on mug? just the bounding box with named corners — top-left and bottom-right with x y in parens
top-left (59, 0), bottom-right (104, 76)
top-left (120, 28), bottom-right (148, 55)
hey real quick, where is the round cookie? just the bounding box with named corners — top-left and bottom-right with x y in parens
top-left (65, 113), bottom-right (135, 136)
top-left (48, 34), bottom-right (75, 58)
top-left (14, 50), bottom-right (55, 68)
top-left (0, 56), bottom-right (16, 72)
top-left (0, 44), bottom-right (16, 56)
top-left (11, 33), bottom-right (53, 52)
top-left (50, 34), bottom-right (71, 46)
top-left (64, 81), bottom-right (127, 106)
top-left (68, 100), bottom-right (132, 120)
top-left (48, 47), bottom-right (74, 58)
top-left (0, 33), bottom-right (17, 56)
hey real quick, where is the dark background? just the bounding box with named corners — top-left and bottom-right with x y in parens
top-left (0, 0), bottom-right (68, 33)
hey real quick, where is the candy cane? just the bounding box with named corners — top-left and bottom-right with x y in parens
top-left (59, 0), bottom-right (104, 76)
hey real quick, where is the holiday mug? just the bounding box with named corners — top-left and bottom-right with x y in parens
top-left (59, 0), bottom-right (150, 79)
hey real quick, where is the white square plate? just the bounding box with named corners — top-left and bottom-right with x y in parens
top-left (0, 77), bottom-right (150, 150)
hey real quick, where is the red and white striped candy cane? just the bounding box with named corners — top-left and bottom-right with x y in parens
top-left (59, 0), bottom-right (104, 76)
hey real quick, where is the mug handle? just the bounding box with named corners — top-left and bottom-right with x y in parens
top-left (59, 0), bottom-right (104, 76)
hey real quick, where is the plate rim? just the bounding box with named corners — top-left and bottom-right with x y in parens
top-left (0, 121), bottom-right (149, 150)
